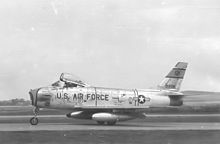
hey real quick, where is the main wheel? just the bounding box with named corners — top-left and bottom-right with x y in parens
top-left (107, 121), bottom-right (116, 125)
top-left (30, 117), bottom-right (39, 125)
top-left (97, 121), bottom-right (105, 125)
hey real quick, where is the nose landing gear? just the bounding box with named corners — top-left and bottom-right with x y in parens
top-left (30, 107), bottom-right (39, 125)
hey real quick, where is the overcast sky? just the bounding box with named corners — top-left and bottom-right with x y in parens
top-left (0, 0), bottom-right (220, 100)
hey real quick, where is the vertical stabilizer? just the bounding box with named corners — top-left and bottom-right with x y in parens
top-left (158, 62), bottom-right (188, 91)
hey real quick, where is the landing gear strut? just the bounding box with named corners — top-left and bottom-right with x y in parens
top-left (97, 121), bottom-right (105, 125)
top-left (96, 121), bottom-right (117, 125)
top-left (107, 121), bottom-right (116, 125)
top-left (30, 107), bottom-right (39, 125)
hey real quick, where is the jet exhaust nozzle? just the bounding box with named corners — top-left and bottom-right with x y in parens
top-left (169, 95), bottom-right (183, 106)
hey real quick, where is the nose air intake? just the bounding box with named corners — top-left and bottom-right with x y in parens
top-left (29, 91), bottom-right (34, 105)
top-left (29, 88), bottom-right (40, 106)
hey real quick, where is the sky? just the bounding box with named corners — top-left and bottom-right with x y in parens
top-left (0, 0), bottom-right (220, 100)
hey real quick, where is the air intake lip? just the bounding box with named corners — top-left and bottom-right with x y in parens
top-left (29, 88), bottom-right (41, 106)
top-left (29, 90), bottom-right (34, 106)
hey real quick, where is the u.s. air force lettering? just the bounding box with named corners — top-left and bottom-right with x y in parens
top-left (56, 92), bottom-right (109, 101)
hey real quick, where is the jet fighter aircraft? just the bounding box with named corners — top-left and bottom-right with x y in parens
top-left (29, 62), bottom-right (188, 125)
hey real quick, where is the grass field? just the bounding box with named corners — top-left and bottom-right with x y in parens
top-left (0, 130), bottom-right (220, 144)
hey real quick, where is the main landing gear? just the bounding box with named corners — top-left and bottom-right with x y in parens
top-left (96, 121), bottom-right (117, 125)
top-left (107, 121), bottom-right (116, 125)
top-left (30, 107), bottom-right (39, 125)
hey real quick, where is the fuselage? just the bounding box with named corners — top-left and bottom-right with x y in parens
top-left (31, 86), bottom-right (183, 110)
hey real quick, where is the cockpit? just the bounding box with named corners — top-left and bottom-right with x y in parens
top-left (51, 80), bottom-right (65, 87)
top-left (51, 73), bottom-right (90, 88)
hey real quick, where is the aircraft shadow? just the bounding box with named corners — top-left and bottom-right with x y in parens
top-left (45, 122), bottom-right (168, 128)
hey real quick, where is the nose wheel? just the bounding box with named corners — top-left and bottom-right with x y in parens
top-left (30, 117), bottom-right (38, 125)
top-left (30, 107), bottom-right (39, 125)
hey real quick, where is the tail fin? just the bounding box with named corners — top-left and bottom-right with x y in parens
top-left (158, 62), bottom-right (188, 91)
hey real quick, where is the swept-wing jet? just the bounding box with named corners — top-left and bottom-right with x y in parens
top-left (29, 62), bottom-right (188, 125)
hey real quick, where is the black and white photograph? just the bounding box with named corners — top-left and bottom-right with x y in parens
top-left (0, 0), bottom-right (220, 144)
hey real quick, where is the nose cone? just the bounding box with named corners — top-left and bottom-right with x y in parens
top-left (29, 88), bottom-right (52, 107)
top-left (29, 88), bottom-right (39, 106)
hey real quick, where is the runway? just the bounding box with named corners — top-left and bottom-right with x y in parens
top-left (1, 114), bottom-right (220, 144)
top-left (1, 122), bottom-right (220, 131)
top-left (0, 114), bottom-right (220, 131)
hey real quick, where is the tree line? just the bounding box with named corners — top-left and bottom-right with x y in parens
top-left (0, 98), bottom-right (31, 106)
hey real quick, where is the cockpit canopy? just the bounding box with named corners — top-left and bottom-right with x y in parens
top-left (52, 73), bottom-right (90, 88)
top-left (51, 73), bottom-right (90, 88)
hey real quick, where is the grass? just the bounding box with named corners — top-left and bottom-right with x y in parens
top-left (0, 130), bottom-right (220, 144)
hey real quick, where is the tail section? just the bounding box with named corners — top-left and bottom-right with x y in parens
top-left (158, 62), bottom-right (188, 91)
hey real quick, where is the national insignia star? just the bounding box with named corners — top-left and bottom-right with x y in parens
top-left (138, 95), bottom-right (145, 104)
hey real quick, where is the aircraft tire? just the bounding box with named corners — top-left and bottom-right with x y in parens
top-left (107, 121), bottom-right (116, 125)
top-left (97, 121), bottom-right (105, 125)
top-left (30, 117), bottom-right (38, 125)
